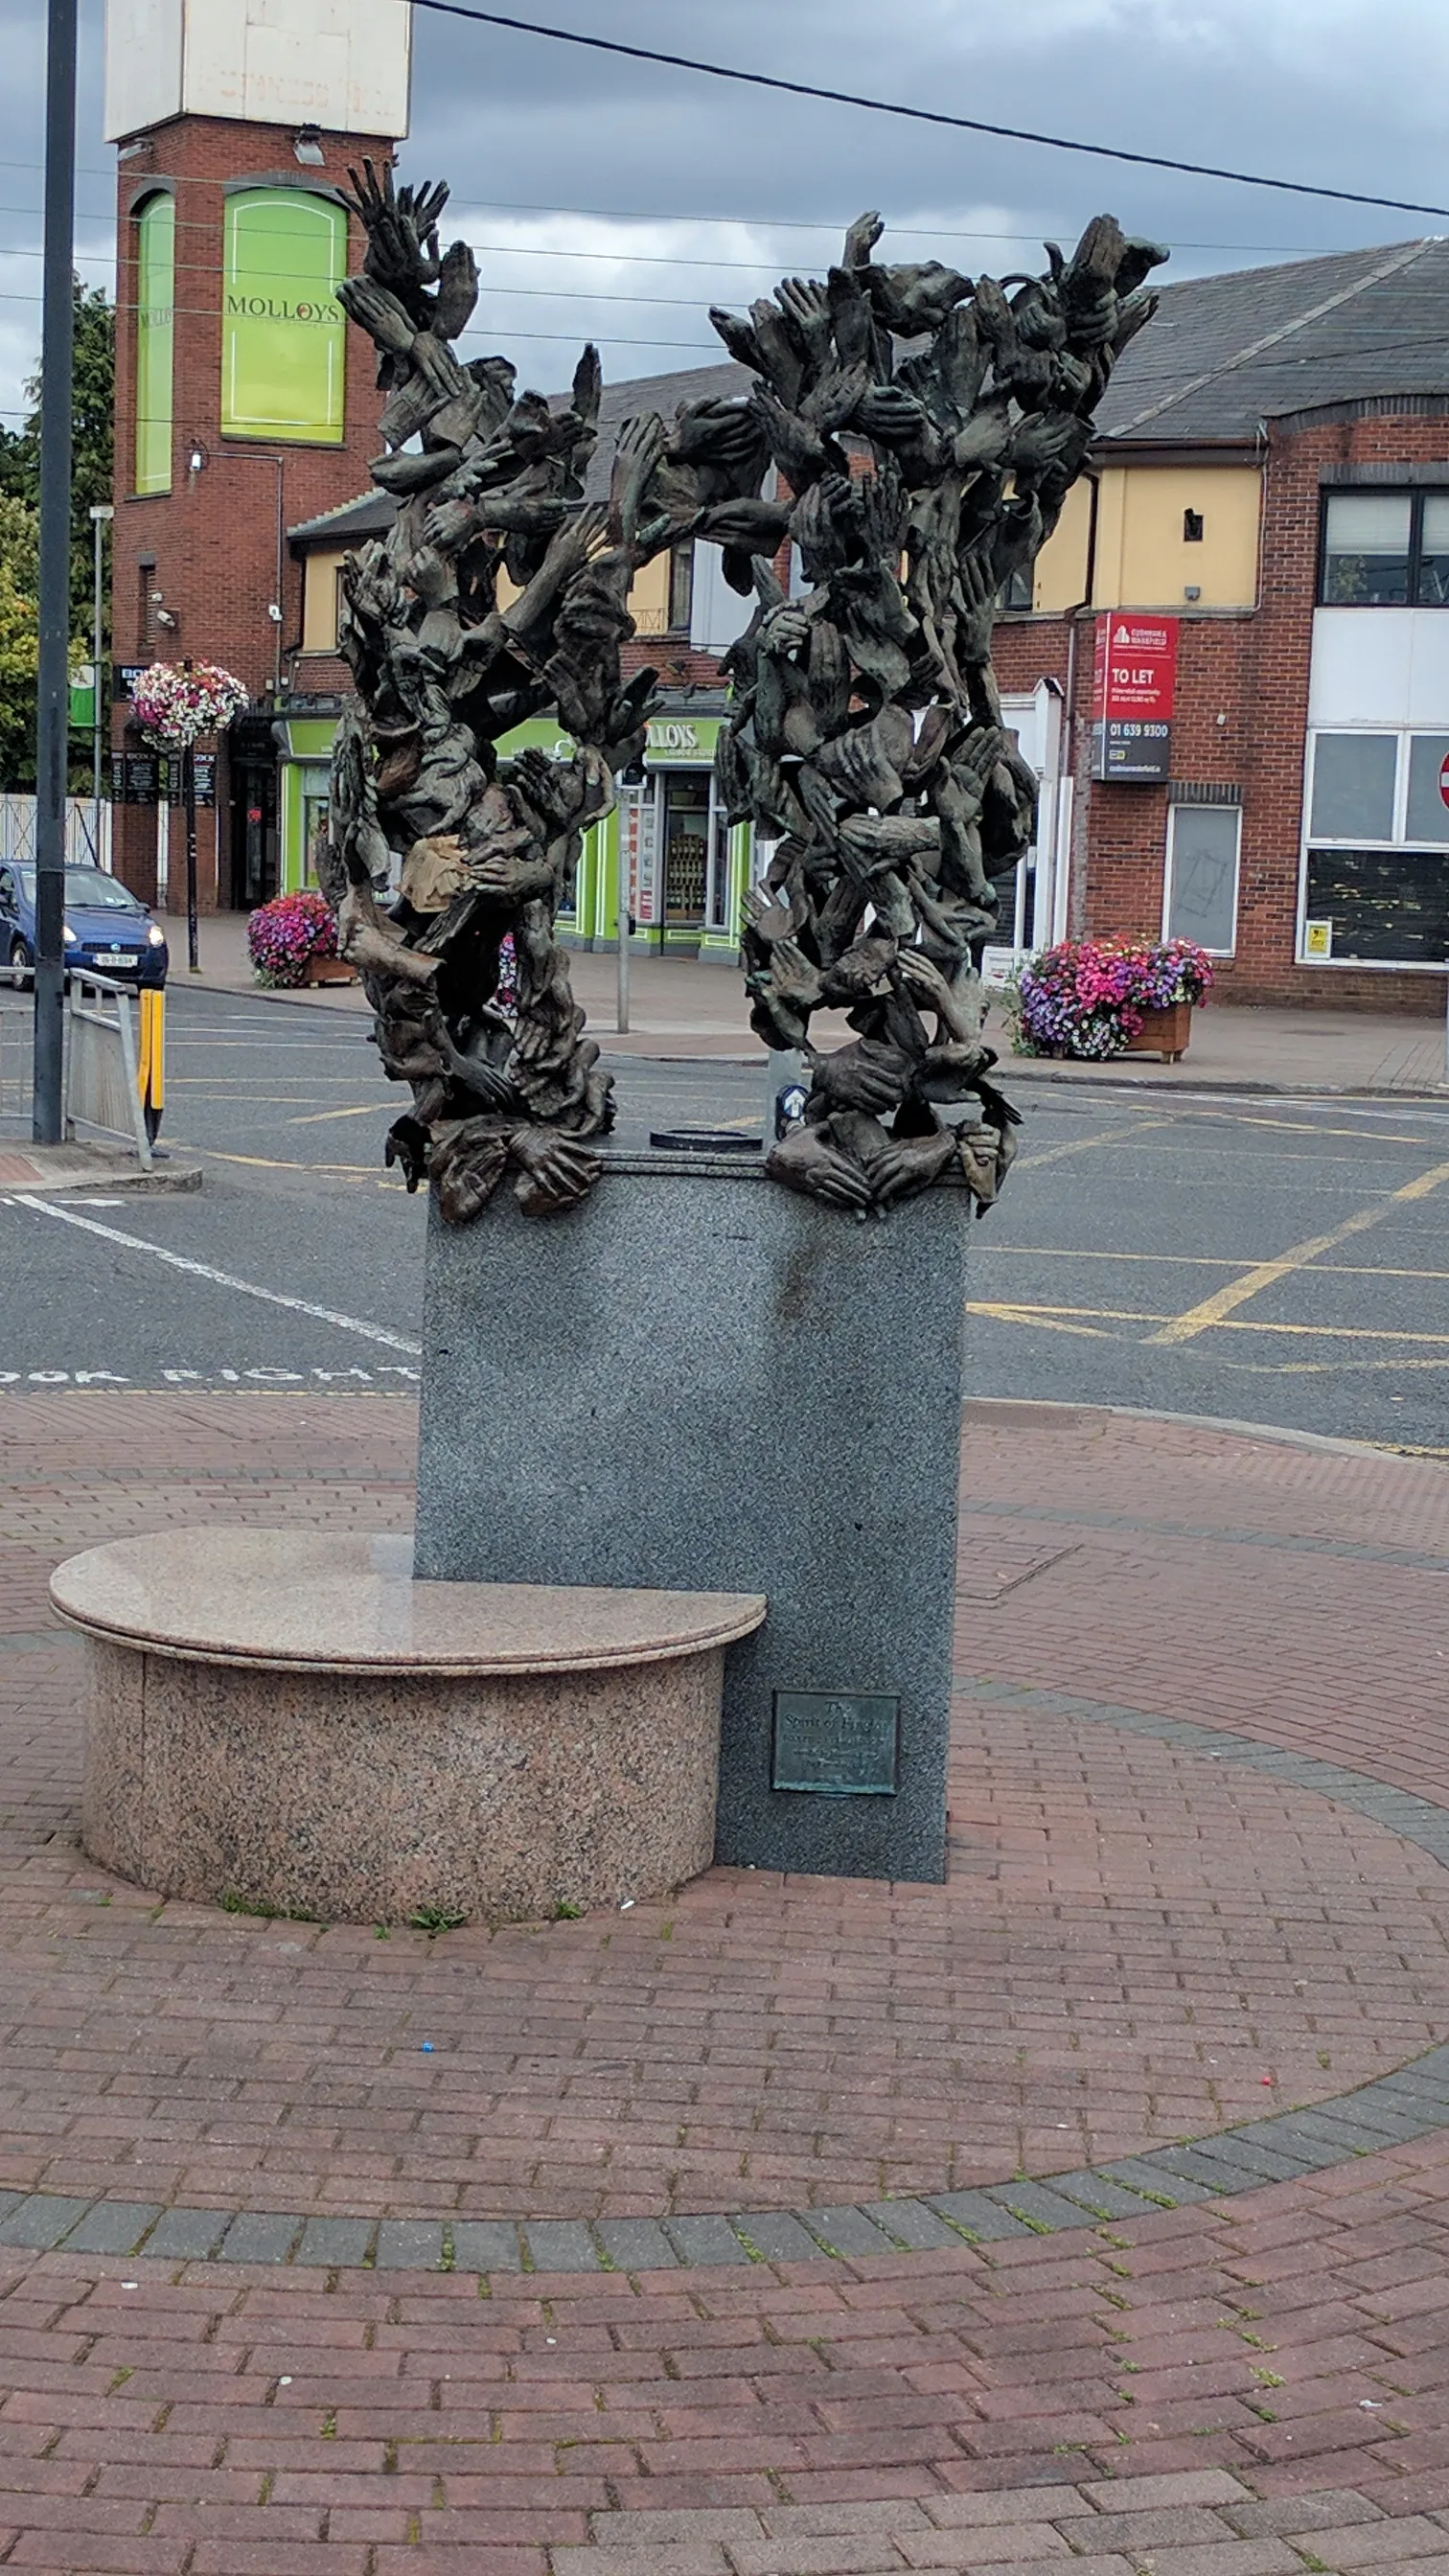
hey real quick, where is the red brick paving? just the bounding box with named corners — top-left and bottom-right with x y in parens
top-left (2, 1392), bottom-right (1449, 2564)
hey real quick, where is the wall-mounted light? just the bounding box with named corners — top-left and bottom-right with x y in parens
top-left (187, 440), bottom-right (208, 478)
top-left (293, 124), bottom-right (325, 166)
top-left (267, 604), bottom-right (284, 624)
top-left (1184, 584), bottom-right (1202, 602)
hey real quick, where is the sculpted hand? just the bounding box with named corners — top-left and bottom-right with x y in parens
top-left (767, 1122), bottom-right (873, 1209)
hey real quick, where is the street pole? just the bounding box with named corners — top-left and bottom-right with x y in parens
top-left (89, 504), bottom-right (112, 869)
top-left (31, 0), bottom-right (78, 1145)
top-left (183, 732), bottom-right (199, 975)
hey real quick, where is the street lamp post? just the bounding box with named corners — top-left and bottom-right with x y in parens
top-left (181, 658), bottom-right (199, 975)
top-left (89, 505), bottom-right (113, 871)
top-left (31, 0), bottom-right (78, 1145)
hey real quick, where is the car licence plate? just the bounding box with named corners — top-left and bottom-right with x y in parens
top-left (102, 952), bottom-right (138, 968)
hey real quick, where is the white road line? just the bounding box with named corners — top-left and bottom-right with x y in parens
top-left (11, 1196), bottom-right (422, 1356)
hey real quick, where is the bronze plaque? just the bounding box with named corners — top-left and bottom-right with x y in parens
top-left (771, 1691), bottom-right (900, 1795)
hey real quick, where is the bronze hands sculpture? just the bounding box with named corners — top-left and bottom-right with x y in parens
top-left (330, 163), bottom-right (1163, 1223)
top-left (326, 162), bottom-right (648, 1221)
top-left (715, 210), bottom-right (1167, 1213)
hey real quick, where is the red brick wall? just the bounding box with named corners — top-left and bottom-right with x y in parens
top-left (995, 406), bottom-right (1449, 1014)
top-left (110, 115), bottom-right (392, 908)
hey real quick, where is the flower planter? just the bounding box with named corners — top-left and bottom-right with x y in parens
top-left (305, 954), bottom-right (356, 987)
top-left (1125, 1000), bottom-right (1191, 1062)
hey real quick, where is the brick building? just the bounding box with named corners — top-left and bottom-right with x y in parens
top-left (104, 0), bottom-right (410, 914)
top-left (994, 237), bottom-right (1449, 1011)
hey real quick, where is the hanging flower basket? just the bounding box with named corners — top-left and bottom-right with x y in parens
top-left (1016, 938), bottom-right (1213, 1060)
top-left (131, 660), bottom-right (248, 748)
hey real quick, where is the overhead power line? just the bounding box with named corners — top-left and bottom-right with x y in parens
top-left (408, 0), bottom-right (1449, 224)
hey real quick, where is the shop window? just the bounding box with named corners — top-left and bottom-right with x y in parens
top-left (222, 189), bottom-right (347, 445)
top-left (667, 541), bottom-right (695, 634)
top-left (1418, 496), bottom-right (1449, 607)
top-left (1309, 733), bottom-right (1397, 840)
top-left (1404, 734), bottom-right (1449, 845)
top-left (1302, 727), bottom-right (1449, 963)
top-left (1319, 490), bottom-right (1449, 607)
top-left (661, 773), bottom-right (710, 923)
top-left (134, 195), bottom-right (174, 495)
top-left (1163, 803), bottom-right (1239, 954)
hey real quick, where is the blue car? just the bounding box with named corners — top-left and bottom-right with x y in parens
top-left (0, 862), bottom-right (169, 989)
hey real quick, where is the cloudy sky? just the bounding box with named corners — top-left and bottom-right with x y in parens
top-left (0, 0), bottom-right (1447, 426)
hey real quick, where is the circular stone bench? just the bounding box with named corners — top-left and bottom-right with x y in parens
top-left (51, 1532), bottom-right (766, 1925)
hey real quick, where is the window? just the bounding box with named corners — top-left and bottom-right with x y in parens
top-left (667, 541), bottom-right (695, 634)
top-left (1002, 564), bottom-right (1033, 610)
top-left (661, 773), bottom-right (710, 922)
top-left (221, 189), bottom-right (347, 445)
top-left (134, 195), bottom-right (174, 494)
top-left (1164, 804), bottom-right (1240, 954)
top-left (1302, 728), bottom-right (1449, 964)
top-left (1183, 509), bottom-right (1204, 543)
top-left (1319, 490), bottom-right (1449, 607)
top-left (1309, 733), bottom-right (1397, 840)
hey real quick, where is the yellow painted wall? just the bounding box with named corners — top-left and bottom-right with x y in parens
top-left (1093, 465), bottom-right (1260, 610)
top-left (300, 545), bottom-right (349, 652)
top-left (1027, 466), bottom-right (1262, 612)
top-left (627, 552), bottom-right (671, 638)
top-left (1032, 480), bottom-right (1092, 611)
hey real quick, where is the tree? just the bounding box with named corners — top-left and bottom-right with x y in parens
top-left (0, 494), bottom-right (39, 788)
top-left (0, 281), bottom-right (114, 789)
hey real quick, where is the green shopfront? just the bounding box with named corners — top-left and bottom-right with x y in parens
top-left (275, 705), bottom-right (755, 958)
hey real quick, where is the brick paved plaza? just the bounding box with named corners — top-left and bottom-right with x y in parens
top-left (5, 1391), bottom-right (1449, 2570)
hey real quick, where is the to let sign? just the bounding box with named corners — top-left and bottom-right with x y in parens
top-left (1091, 614), bottom-right (1179, 782)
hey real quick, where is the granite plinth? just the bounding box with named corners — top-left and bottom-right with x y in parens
top-left (53, 1532), bottom-right (765, 1923)
top-left (415, 1155), bottom-right (971, 1883)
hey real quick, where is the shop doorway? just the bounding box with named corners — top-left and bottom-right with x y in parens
top-left (228, 732), bottom-right (278, 910)
top-left (659, 770), bottom-right (731, 944)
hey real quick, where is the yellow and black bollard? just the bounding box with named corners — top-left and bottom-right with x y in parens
top-left (137, 984), bottom-right (165, 1144)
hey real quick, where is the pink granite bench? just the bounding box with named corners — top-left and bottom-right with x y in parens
top-left (51, 1530), bottom-right (765, 1924)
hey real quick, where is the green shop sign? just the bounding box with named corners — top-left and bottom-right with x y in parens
top-left (222, 190), bottom-right (347, 447)
top-left (496, 714), bottom-right (722, 764)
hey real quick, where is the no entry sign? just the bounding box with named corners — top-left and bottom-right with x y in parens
top-left (1092, 614), bottom-right (1179, 782)
top-left (1438, 753), bottom-right (1449, 811)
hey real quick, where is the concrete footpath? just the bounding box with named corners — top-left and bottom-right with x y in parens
top-left (4, 1389), bottom-right (1449, 2567)
top-left (161, 908), bottom-right (1449, 1095)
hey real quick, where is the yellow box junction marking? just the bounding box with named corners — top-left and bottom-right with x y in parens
top-left (1146, 1158), bottom-right (1449, 1346)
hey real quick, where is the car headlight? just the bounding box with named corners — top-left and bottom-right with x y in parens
top-left (148, 924), bottom-right (165, 947)
top-left (62, 925), bottom-right (77, 945)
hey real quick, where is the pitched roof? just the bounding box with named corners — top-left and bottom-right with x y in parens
top-left (288, 488), bottom-right (395, 545)
top-left (1095, 236), bottom-right (1449, 443)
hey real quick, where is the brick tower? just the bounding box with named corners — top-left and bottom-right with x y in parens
top-left (104, 0), bottom-right (411, 911)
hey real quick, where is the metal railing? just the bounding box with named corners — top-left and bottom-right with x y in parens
top-left (0, 989), bottom-right (29, 1126)
top-left (0, 973), bottom-right (153, 1165)
top-left (0, 793), bottom-right (111, 870)
top-left (63, 971), bottom-right (152, 1166)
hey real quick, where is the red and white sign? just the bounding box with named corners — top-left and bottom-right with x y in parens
top-left (1438, 753), bottom-right (1449, 812)
top-left (1091, 615), bottom-right (1179, 781)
